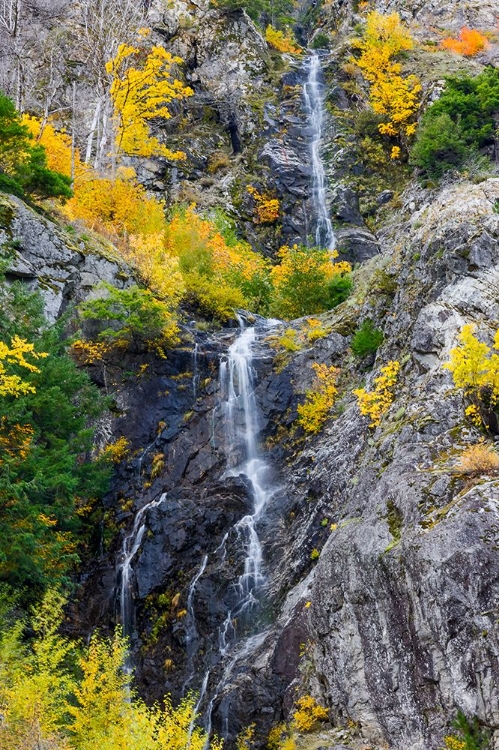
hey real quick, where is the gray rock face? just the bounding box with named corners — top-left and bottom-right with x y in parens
top-left (0, 193), bottom-right (132, 322)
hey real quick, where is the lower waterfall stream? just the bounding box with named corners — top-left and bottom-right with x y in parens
top-left (195, 319), bottom-right (280, 739)
top-left (116, 318), bottom-right (281, 740)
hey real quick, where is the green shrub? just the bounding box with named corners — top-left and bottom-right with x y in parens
top-left (328, 274), bottom-right (353, 309)
top-left (351, 319), bottom-right (384, 357)
top-left (79, 284), bottom-right (179, 353)
top-left (311, 32), bottom-right (330, 49)
top-left (411, 68), bottom-right (499, 179)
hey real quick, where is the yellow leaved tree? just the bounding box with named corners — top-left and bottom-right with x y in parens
top-left (0, 591), bottom-right (223, 750)
top-left (106, 34), bottom-right (194, 161)
top-left (0, 336), bottom-right (47, 397)
top-left (352, 11), bottom-right (421, 141)
top-left (353, 360), bottom-right (400, 427)
top-left (443, 324), bottom-right (499, 428)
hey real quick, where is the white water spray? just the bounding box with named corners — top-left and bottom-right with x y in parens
top-left (303, 52), bottom-right (335, 250)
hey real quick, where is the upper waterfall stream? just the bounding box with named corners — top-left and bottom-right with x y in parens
top-left (303, 52), bottom-right (335, 250)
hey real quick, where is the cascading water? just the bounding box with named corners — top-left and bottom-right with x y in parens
top-left (303, 52), bottom-right (336, 250)
top-left (219, 324), bottom-right (274, 616)
top-left (118, 493), bottom-right (166, 673)
top-left (185, 320), bottom-right (279, 741)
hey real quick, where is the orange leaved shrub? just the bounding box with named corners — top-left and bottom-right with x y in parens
top-left (441, 27), bottom-right (488, 56)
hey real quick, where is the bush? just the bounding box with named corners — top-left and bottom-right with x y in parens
top-left (297, 363), bottom-right (339, 433)
top-left (79, 284), bottom-right (179, 354)
top-left (351, 319), bottom-right (384, 357)
top-left (353, 360), bottom-right (400, 427)
top-left (411, 67), bottom-right (499, 179)
top-left (270, 244), bottom-right (352, 320)
top-left (441, 27), bottom-right (488, 57)
top-left (455, 442), bottom-right (499, 476)
top-left (292, 695), bottom-right (328, 731)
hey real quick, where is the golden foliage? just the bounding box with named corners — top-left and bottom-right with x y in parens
top-left (100, 437), bottom-right (130, 463)
top-left (237, 724), bottom-right (256, 750)
top-left (106, 39), bottom-right (193, 159)
top-left (353, 359), bottom-right (400, 427)
top-left (22, 115), bottom-right (76, 178)
top-left (126, 232), bottom-right (185, 304)
top-left (0, 336), bottom-right (48, 397)
top-left (455, 441), bottom-right (499, 476)
top-left (267, 723), bottom-right (296, 750)
top-left (270, 244), bottom-right (351, 320)
top-left (265, 26), bottom-right (302, 54)
top-left (292, 695), bottom-right (329, 731)
top-left (352, 11), bottom-right (421, 138)
top-left (65, 167), bottom-right (166, 240)
top-left (444, 324), bottom-right (499, 408)
top-left (165, 205), bottom-right (271, 320)
top-left (70, 340), bottom-right (110, 365)
top-left (297, 363), bottom-right (340, 434)
top-left (0, 592), bottom-right (223, 750)
top-left (441, 27), bottom-right (488, 56)
top-left (443, 737), bottom-right (466, 750)
top-left (0, 418), bottom-right (34, 462)
top-left (247, 185), bottom-right (280, 224)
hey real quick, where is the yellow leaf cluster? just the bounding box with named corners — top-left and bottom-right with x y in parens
top-left (22, 115), bottom-right (74, 177)
top-left (99, 437), bottom-right (130, 464)
top-left (0, 418), bottom-right (34, 462)
top-left (443, 737), bottom-right (466, 750)
top-left (352, 11), bottom-right (421, 138)
top-left (297, 362), bottom-right (340, 434)
top-left (353, 359), bottom-right (400, 427)
top-left (247, 185), bottom-right (280, 224)
top-left (0, 336), bottom-right (48, 397)
top-left (265, 25), bottom-right (302, 54)
top-left (292, 695), bottom-right (329, 731)
top-left (70, 339), bottom-right (110, 365)
top-left (65, 168), bottom-right (166, 239)
top-left (126, 232), bottom-right (185, 304)
top-left (106, 41), bottom-right (193, 159)
top-left (443, 324), bottom-right (499, 404)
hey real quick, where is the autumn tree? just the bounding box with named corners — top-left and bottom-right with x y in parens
top-left (105, 34), bottom-right (193, 162)
top-left (0, 91), bottom-right (72, 198)
top-left (0, 591), bottom-right (223, 750)
top-left (352, 11), bottom-right (421, 144)
top-left (270, 245), bottom-right (352, 319)
top-left (75, 0), bottom-right (147, 167)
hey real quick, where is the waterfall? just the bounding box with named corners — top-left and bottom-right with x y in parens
top-left (118, 493), bottom-right (166, 673)
top-left (303, 52), bottom-right (335, 250)
top-left (219, 324), bottom-right (274, 614)
top-left (194, 320), bottom-right (279, 740)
